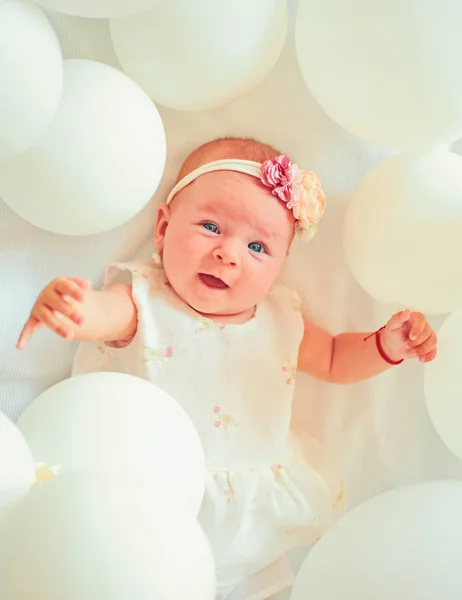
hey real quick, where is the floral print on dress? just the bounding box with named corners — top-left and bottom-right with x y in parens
top-left (213, 406), bottom-right (239, 433)
top-left (132, 269), bottom-right (150, 282)
top-left (195, 316), bottom-right (226, 334)
top-left (282, 354), bottom-right (297, 385)
top-left (96, 342), bottom-right (119, 358)
top-left (224, 472), bottom-right (235, 504)
top-left (272, 463), bottom-right (283, 476)
top-left (292, 296), bottom-right (303, 313)
top-left (35, 463), bottom-right (61, 483)
top-left (333, 485), bottom-right (345, 510)
top-left (142, 344), bottom-right (173, 365)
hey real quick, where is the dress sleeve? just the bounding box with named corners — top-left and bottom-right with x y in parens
top-left (71, 260), bottom-right (158, 376)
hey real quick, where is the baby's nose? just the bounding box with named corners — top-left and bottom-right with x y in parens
top-left (213, 246), bottom-right (239, 267)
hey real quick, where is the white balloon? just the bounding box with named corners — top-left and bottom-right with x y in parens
top-left (2, 470), bottom-right (216, 600)
top-left (0, 0), bottom-right (62, 162)
top-left (0, 59), bottom-right (166, 236)
top-left (0, 411), bottom-right (36, 511)
top-left (291, 481), bottom-right (462, 600)
top-left (110, 0), bottom-right (287, 110)
top-left (343, 151), bottom-right (462, 314)
top-left (18, 372), bottom-right (206, 516)
top-left (295, 0), bottom-right (462, 150)
top-left (424, 310), bottom-right (462, 459)
top-left (37, 0), bottom-right (166, 18)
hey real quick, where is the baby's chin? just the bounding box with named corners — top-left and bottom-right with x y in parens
top-left (190, 301), bottom-right (256, 325)
top-left (166, 275), bottom-right (257, 323)
top-left (187, 297), bottom-right (233, 318)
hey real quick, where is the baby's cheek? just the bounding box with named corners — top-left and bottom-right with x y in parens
top-left (167, 227), bottom-right (194, 255)
top-left (186, 232), bottom-right (213, 257)
top-left (265, 262), bottom-right (285, 291)
top-left (247, 265), bottom-right (276, 295)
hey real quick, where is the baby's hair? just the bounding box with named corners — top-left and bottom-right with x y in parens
top-left (176, 137), bottom-right (282, 182)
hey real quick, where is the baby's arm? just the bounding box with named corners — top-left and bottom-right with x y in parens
top-left (17, 277), bottom-right (137, 350)
top-left (298, 316), bottom-right (394, 385)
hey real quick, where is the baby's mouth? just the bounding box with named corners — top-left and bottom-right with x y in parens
top-left (198, 273), bottom-right (229, 290)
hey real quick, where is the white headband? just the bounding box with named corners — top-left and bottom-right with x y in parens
top-left (166, 159), bottom-right (262, 205)
top-left (166, 155), bottom-right (327, 241)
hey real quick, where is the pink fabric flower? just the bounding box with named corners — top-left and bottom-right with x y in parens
top-left (260, 155), bottom-right (326, 241)
top-left (261, 155), bottom-right (301, 206)
top-left (213, 406), bottom-right (221, 413)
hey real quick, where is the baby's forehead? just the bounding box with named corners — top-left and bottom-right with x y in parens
top-left (185, 172), bottom-right (263, 211)
top-left (181, 171), bottom-right (294, 239)
top-left (188, 170), bottom-right (265, 201)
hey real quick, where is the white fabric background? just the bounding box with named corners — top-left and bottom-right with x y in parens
top-left (2, 1), bottom-right (462, 595)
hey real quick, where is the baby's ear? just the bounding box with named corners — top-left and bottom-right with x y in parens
top-left (154, 204), bottom-right (170, 253)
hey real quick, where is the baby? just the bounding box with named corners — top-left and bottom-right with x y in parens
top-left (17, 137), bottom-right (438, 599)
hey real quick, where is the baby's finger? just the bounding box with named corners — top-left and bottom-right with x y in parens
top-left (386, 309), bottom-right (411, 332)
top-left (53, 278), bottom-right (86, 303)
top-left (48, 291), bottom-right (83, 325)
top-left (405, 326), bottom-right (431, 349)
top-left (68, 277), bottom-right (92, 290)
top-left (35, 305), bottom-right (73, 340)
top-left (418, 348), bottom-right (437, 363)
top-left (16, 317), bottom-right (42, 350)
top-left (408, 312), bottom-right (426, 341)
top-left (411, 334), bottom-right (437, 359)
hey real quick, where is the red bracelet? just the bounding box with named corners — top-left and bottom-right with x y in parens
top-left (364, 326), bottom-right (404, 365)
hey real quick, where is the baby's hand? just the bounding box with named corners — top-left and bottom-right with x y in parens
top-left (380, 309), bottom-right (438, 364)
top-left (17, 277), bottom-right (92, 350)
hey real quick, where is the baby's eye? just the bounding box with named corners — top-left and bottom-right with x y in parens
top-left (203, 222), bottom-right (219, 234)
top-left (248, 242), bottom-right (265, 254)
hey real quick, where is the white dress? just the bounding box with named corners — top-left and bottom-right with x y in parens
top-left (72, 261), bottom-right (344, 597)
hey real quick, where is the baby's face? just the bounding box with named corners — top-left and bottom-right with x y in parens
top-left (156, 171), bottom-right (295, 322)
